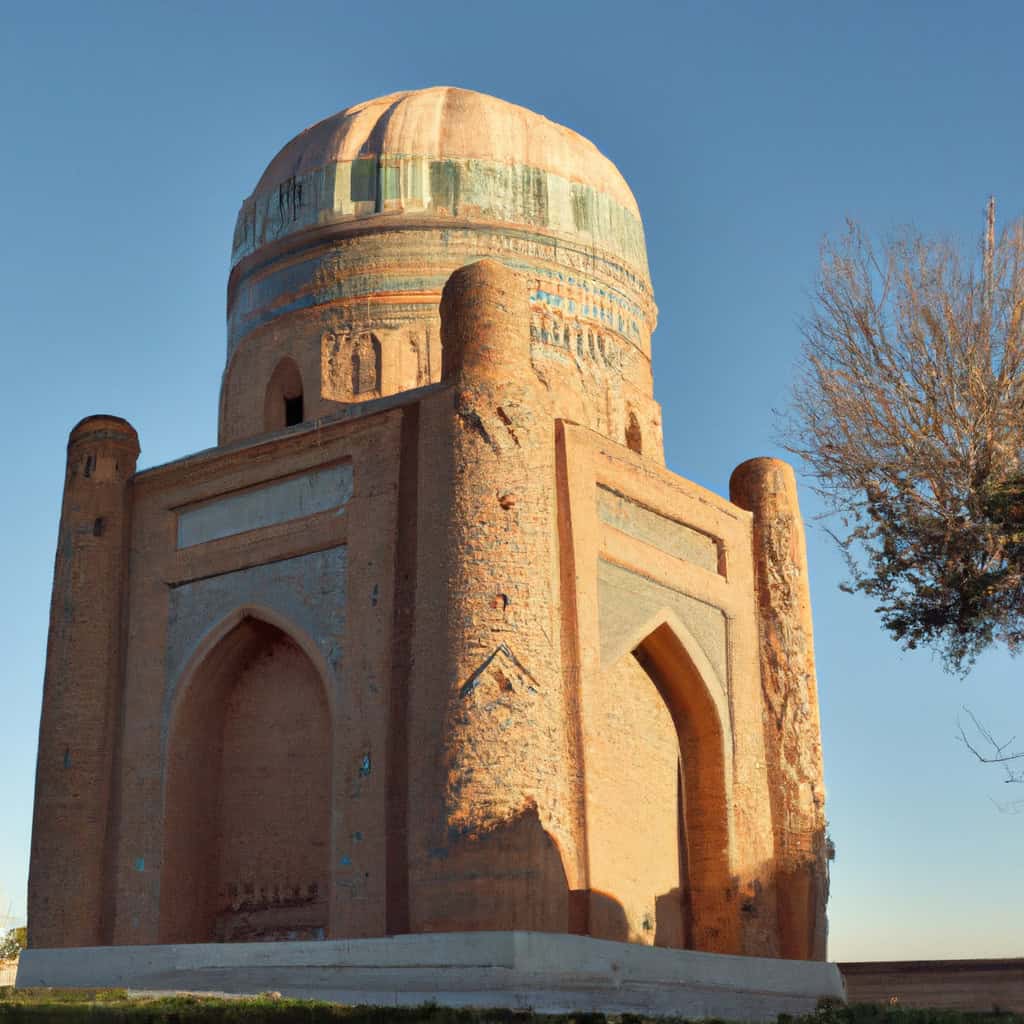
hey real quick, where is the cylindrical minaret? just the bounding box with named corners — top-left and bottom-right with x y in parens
top-left (729, 457), bottom-right (828, 961)
top-left (407, 259), bottom-right (578, 933)
top-left (29, 415), bottom-right (139, 948)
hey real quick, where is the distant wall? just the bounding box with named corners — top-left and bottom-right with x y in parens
top-left (840, 959), bottom-right (1024, 1012)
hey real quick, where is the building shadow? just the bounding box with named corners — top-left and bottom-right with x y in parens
top-left (414, 802), bottom-right (574, 933)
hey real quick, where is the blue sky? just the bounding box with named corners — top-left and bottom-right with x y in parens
top-left (1, 1), bottom-right (1022, 960)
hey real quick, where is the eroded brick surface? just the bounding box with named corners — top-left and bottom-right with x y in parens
top-left (29, 89), bottom-right (829, 961)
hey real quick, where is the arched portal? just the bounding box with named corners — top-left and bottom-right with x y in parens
top-left (582, 650), bottom-right (683, 946)
top-left (160, 615), bottom-right (330, 943)
top-left (582, 617), bottom-right (735, 952)
top-left (632, 621), bottom-right (735, 953)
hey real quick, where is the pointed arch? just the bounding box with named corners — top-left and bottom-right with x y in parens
top-left (163, 603), bottom-right (336, 750)
top-left (264, 356), bottom-right (304, 431)
top-left (159, 607), bottom-right (331, 944)
top-left (629, 611), bottom-right (737, 953)
top-left (581, 603), bottom-right (738, 951)
top-left (610, 607), bottom-right (732, 749)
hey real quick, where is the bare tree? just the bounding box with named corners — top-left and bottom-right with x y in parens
top-left (957, 708), bottom-right (1024, 805)
top-left (782, 204), bottom-right (1024, 780)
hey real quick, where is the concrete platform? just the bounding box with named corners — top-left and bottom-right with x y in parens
top-left (17, 932), bottom-right (845, 1019)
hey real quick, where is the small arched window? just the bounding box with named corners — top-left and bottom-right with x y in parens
top-left (626, 411), bottom-right (643, 455)
top-left (264, 357), bottom-right (304, 432)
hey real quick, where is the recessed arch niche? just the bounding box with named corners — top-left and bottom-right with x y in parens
top-left (264, 356), bottom-right (305, 431)
top-left (350, 334), bottom-right (382, 398)
top-left (160, 614), bottom-right (330, 943)
top-left (631, 620), bottom-right (735, 952)
top-left (582, 615), bottom-right (735, 953)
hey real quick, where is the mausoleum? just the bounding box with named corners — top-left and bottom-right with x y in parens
top-left (23, 87), bottom-right (839, 1014)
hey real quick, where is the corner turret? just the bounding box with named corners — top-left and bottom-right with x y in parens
top-left (730, 457), bottom-right (829, 961)
top-left (29, 415), bottom-right (139, 948)
top-left (408, 260), bottom-right (581, 932)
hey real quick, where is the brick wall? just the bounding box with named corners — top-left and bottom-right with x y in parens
top-left (31, 261), bottom-right (827, 960)
top-left (841, 959), bottom-right (1024, 1012)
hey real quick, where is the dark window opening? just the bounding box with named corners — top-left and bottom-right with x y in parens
top-left (285, 395), bottom-right (304, 427)
top-left (84, 454), bottom-right (95, 478)
top-left (264, 357), bottom-right (304, 433)
top-left (93, 517), bottom-right (106, 537)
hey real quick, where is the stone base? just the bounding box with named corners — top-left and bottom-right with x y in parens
top-left (17, 932), bottom-right (846, 1020)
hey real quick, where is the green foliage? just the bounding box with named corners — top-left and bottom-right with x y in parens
top-left (0, 929), bottom-right (25, 961)
top-left (0, 993), bottom-right (1019, 1024)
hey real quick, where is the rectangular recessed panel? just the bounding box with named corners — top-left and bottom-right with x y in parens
top-left (596, 486), bottom-right (719, 573)
top-left (177, 464), bottom-right (353, 549)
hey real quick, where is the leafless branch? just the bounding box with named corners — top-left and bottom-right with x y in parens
top-left (957, 706), bottom-right (1024, 787)
top-left (780, 210), bottom-right (1024, 673)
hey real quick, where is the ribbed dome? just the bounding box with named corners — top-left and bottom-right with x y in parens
top-left (230, 86), bottom-right (650, 289)
top-left (254, 87), bottom-right (640, 218)
top-left (224, 87), bottom-right (658, 442)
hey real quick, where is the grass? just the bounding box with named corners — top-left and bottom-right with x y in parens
top-left (0, 990), bottom-right (1021, 1024)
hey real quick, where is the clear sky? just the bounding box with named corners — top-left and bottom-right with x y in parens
top-left (1, 0), bottom-right (1021, 961)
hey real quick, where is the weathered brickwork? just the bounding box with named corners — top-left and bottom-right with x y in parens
top-left (220, 88), bottom-right (661, 458)
top-left (584, 652), bottom-right (683, 946)
top-left (29, 417), bottom-right (139, 949)
top-left (731, 459), bottom-right (830, 961)
top-left (29, 88), bottom-right (829, 961)
top-left (162, 621), bottom-right (330, 943)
